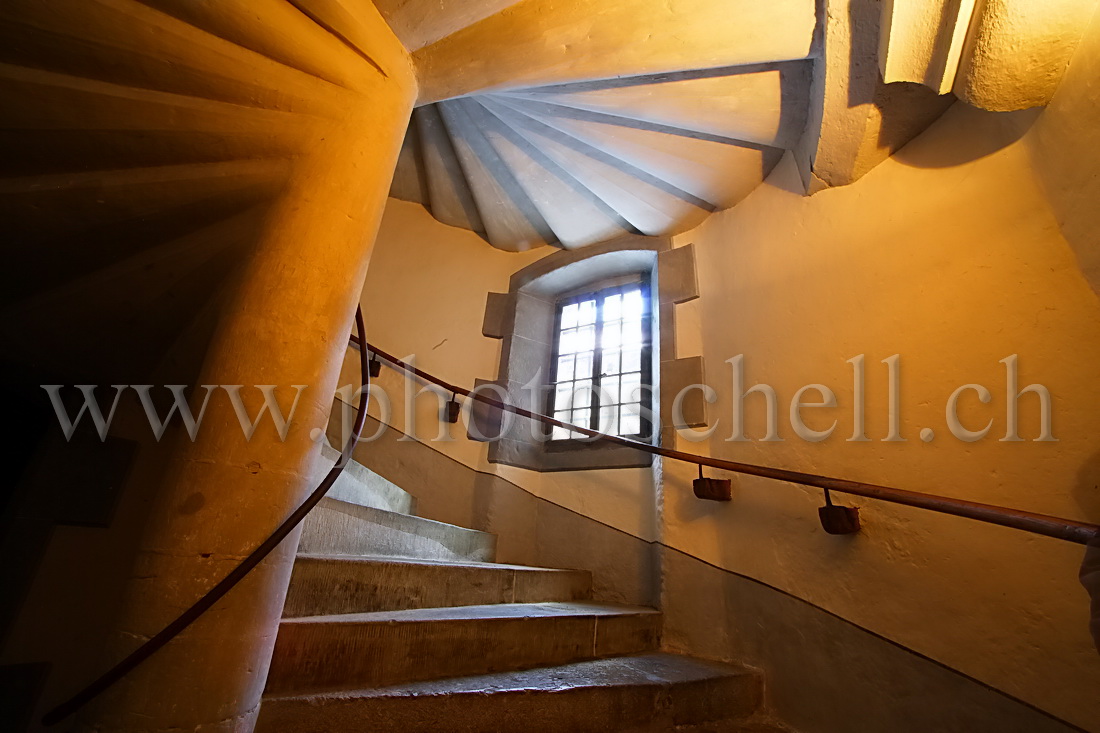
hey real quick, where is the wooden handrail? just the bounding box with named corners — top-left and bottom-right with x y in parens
top-left (356, 337), bottom-right (1100, 547)
top-left (42, 307), bottom-right (374, 726)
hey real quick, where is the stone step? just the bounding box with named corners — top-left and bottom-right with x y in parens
top-left (297, 497), bottom-right (495, 563)
top-left (315, 445), bottom-right (416, 515)
top-left (258, 652), bottom-right (762, 733)
top-left (283, 554), bottom-right (592, 617)
top-left (264, 602), bottom-right (661, 696)
top-left (676, 721), bottom-right (791, 733)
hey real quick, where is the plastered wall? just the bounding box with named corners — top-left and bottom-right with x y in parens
top-left (661, 83), bottom-right (1100, 733)
top-left (346, 17), bottom-right (1100, 730)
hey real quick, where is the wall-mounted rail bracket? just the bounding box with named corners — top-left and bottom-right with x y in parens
top-left (443, 393), bottom-right (461, 424)
top-left (693, 464), bottom-right (731, 502)
top-left (368, 355), bottom-right (382, 379)
top-left (819, 490), bottom-right (860, 534)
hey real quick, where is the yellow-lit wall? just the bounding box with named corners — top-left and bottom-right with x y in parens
top-left (653, 18), bottom-right (1100, 725)
top-left (346, 10), bottom-right (1100, 728)
top-left (663, 111), bottom-right (1100, 731)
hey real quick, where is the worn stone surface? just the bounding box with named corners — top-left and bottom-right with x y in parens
top-left (315, 444), bottom-right (416, 515)
top-left (258, 652), bottom-right (762, 733)
top-left (265, 602), bottom-right (661, 695)
top-left (298, 498), bottom-right (496, 563)
top-left (283, 555), bottom-right (591, 617)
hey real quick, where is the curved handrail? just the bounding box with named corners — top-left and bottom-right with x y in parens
top-left (356, 337), bottom-right (1100, 547)
top-left (42, 306), bottom-right (373, 726)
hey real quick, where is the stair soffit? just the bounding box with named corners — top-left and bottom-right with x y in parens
top-left (388, 63), bottom-right (812, 252)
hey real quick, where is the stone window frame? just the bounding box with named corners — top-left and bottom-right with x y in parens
top-left (477, 234), bottom-right (706, 472)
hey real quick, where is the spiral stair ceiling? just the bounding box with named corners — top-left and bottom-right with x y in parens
top-left (390, 62), bottom-right (811, 252)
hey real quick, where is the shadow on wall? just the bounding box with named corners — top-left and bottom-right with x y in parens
top-left (850, 0), bottom-right (956, 154)
top-left (1076, 450), bottom-right (1100, 654)
top-left (1073, 449), bottom-right (1100, 523)
top-left (1024, 2), bottom-right (1100, 302)
top-left (892, 105), bottom-right (1041, 169)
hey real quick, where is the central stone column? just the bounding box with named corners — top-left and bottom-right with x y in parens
top-left (81, 19), bottom-right (417, 733)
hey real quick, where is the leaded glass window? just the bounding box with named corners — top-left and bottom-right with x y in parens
top-left (549, 281), bottom-right (652, 440)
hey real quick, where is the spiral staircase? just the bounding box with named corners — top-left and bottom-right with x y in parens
top-left (3, 0), bottom-right (1061, 731)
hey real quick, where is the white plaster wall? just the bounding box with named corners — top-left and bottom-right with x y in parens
top-left (669, 101), bottom-right (1100, 727)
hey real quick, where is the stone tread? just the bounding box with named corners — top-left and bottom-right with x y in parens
top-left (293, 553), bottom-right (583, 574)
top-left (298, 496), bottom-right (496, 563)
top-left (315, 446), bottom-right (416, 515)
top-left (283, 553), bottom-right (593, 618)
top-left (258, 652), bottom-right (766, 733)
top-left (266, 652), bottom-right (753, 700)
top-left (266, 602), bottom-right (661, 695)
top-left (281, 601), bottom-right (658, 626)
top-left (309, 496), bottom-right (476, 537)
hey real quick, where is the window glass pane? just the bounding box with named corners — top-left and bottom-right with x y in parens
top-left (599, 405), bottom-right (618, 435)
top-left (577, 299), bottom-right (597, 326)
top-left (621, 373), bottom-right (641, 403)
top-left (604, 293), bottom-right (622, 321)
top-left (623, 289), bottom-right (644, 319)
top-left (622, 347), bottom-right (642, 373)
top-left (560, 303), bottom-right (579, 329)
top-left (553, 411), bottom-right (571, 440)
top-left (559, 328), bottom-right (577, 354)
top-left (602, 349), bottom-right (620, 376)
top-left (575, 324), bottom-right (595, 353)
top-left (573, 380), bottom-right (593, 408)
top-left (601, 376), bottom-right (620, 407)
top-left (572, 408), bottom-right (591, 435)
top-left (602, 322), bottom-right (622, 350)
top-left (621, 318), bottom-right (643, 348)
top-left (620, 403), bottom-right (641, 436)
top-left (555, 382), bottom-right (574, 411)
top-left (574, 352), bottom-right (594, 380)
top-left (556, 354), bottom-right (575, 382)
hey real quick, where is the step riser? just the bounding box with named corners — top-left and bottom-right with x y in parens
top-left (265, 612), bottom-right (660, 695)
top-left (259, 680), bottom-right (762, 733)
top-left (283, 558), bottom-right (592, 617)
top-left (298, 500), bottom-right (495, 563)
top-left (314, 442), bottom-right (415, 510)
